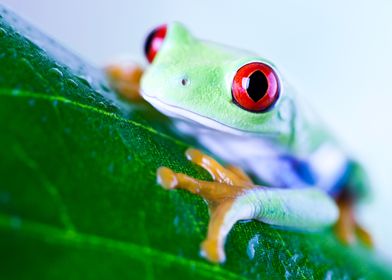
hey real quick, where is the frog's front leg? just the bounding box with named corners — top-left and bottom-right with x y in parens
top-left (157, 148), bottom-right (339, 263)
top-left (105, 61), bottom-right (144, 101)
top-left (157, 166), bottom-right (248, 203)
top-left (184, 148), bottom-right (254, 188)
top-left (157, 148), bottom-right (256, 262)
top-left (157, 167), bottom-right (255, 263)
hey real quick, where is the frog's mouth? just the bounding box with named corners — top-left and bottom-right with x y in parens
top-left (142, 93), bottom-right (277, 137)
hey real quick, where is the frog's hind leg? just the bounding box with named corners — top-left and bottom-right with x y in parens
top-left (334, 195), bottom-right (356, 244)
top-left (105, 61), bottom-right (144, 101)
top-left (355, 222), bottom-right (373, 247)
top-left (334, 190), bottom-right (373, 247)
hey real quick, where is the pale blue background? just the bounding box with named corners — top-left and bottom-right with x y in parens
top-left (4, 0), bottom-right (392, 260)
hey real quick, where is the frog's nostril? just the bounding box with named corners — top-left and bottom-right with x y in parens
top-left (180, 76), bottom-right (190, 86)
top-left (144, 24), bottom-right (167, 63)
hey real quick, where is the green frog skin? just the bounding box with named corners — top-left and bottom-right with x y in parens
top-left (107, 22), bottom-right (373, 263)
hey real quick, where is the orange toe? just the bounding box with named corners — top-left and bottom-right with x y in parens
top-left (201, 239), bottom-right (225, 263)
top-left (157, 167), bottom-right (178, 190)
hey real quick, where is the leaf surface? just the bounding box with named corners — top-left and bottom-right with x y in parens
top-left (0, 6), bottom-right (391, 279)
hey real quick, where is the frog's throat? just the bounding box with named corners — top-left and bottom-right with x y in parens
top-left (142, 93), bottom-right (278, 137)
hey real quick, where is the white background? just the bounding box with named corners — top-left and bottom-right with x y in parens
top-left (3, 0), bottom-right (392, 261)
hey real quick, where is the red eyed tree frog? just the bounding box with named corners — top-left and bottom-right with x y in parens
top-left (106, 22), bottom-right (373, 263)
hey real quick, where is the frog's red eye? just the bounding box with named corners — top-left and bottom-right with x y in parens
top-left (232, 62), bottom-right (280, 112)
top-left (144, 24), bottom-right (167, 63)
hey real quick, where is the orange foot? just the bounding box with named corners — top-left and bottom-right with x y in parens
top-left (157, 148), bottom-right (256, 263)
top-left (105, 61), bottom-right (144, 101)
top-left (334, 194), bottom-right (373, 248)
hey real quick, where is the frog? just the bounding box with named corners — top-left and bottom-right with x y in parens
top-left (106, 22), bottom-right (372, 263)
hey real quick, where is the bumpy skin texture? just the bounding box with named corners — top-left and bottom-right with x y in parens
top-left (107, 22), bottom-right (372, 263)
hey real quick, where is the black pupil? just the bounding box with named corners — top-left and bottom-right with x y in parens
top-left (246, 71), bottom-right (268, 102)
top-left (144, 29), bottom-right (157, 57)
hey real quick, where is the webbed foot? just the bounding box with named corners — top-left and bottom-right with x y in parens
top-left (157, 148), bottom-right (256, 263)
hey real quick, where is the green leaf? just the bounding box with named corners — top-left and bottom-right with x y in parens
top-left (0, 6), bottom-right (391, 279)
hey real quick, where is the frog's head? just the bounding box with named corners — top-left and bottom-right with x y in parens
top-left (141, 22), bottom-right (296, 141)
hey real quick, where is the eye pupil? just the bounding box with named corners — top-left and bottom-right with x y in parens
top-left (232, 62), bottom-right (280, 112)
top-left (246, 70), bottom-right (268, 102)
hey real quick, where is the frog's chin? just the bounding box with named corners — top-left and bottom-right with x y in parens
top-left (142, 93), bottom-right (265, 137)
